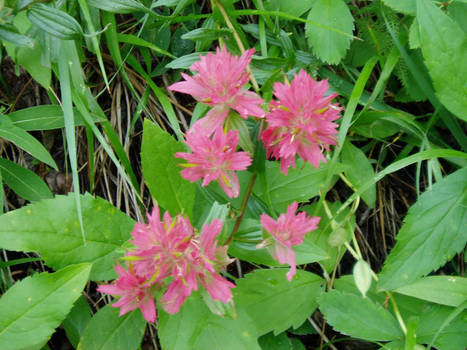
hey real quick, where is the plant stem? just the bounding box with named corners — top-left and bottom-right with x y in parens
top-left (226, 173), bottom-right (257, 244)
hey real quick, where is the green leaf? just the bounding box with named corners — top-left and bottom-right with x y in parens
top-left (448, 2), bottom-right (467, 35)
top-left (8, 105), bottom-right (104, 131)
top-left (0, 158), bottom-right (52, 202)
top-left (235, 269), bottom-right (324, 336)
top-left (253, 160), bottom-right (345, 212)
top-left (166, 52), bottom-right (208, 69)
top-left (0, 116), bottom-right (57, 169)
top-left (0, 264), bottom-right (91, 350)
top-left (264, 0), bottom-right (315, 17)
top-left (341, 141), bottom-right (376, 208)
top-left (77, 305), bottom-right (146, 350)
top-left (0, 193), bottom-right (134, 280)
top-left (417, 303), bottom-right (467, 350)
top-left (62, 296), bottom-right (92, 349)
top-left (416, 0), bottom-right (467, 121)
top-left (258, 332), bottom-right (293, 350)
top-left (305, 0), bottom-right (354, 64)
top-left (181, 28), bottom-right (233, 41)
top-left (87, 0), bottom-right (149, 14)
top-left (395, 276), bottom-right (467, 307)
top-left (141, 120), bottom-right (196, 218)
top-left (158, 292), bottom-right (261, 350)
top-left (0, 24), bottom-right (34, 47)
top-left (28, 4), bottom-right (83, 40)
top-left (378, 167), bottom-right (467, 290)
top-left (382, 0), bottom-right (416, 15)
top-left (318, 290), bottom-right (403, 341)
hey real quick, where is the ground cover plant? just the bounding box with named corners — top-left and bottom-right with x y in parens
top-left (0, 0), bottom-right (466, 349)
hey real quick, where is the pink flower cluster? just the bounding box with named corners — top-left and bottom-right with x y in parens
top-left (260, 202), bottom-right (320, 281)
top-left (98, 206), bottom-right (234, 322)
top-left (262, 70), bottom-right (342, 175)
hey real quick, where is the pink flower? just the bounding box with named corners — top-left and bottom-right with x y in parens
top-left (128, 207), bottom-right (194, 282)
top-left (260, 202), bottom-right (320, 281)
top-left (175, 127), bottom-right (252, 198)
top-left (160, 219), bottom-right (235, 314)
top-left (169, 46), bottom-right (264, 135)
top-left (97, 263), bottom-right (157, 322)
top-left (262, 70), bottom-right (342, 174)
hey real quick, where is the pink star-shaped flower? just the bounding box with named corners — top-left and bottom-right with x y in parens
top-left (262, 70), bottom-right (342, 174)
top-left (175, 127), bottom-right (252, 198)
top-left (169, 46), bottom-right (264, 135)
top-left (260, 202), bottom-right (320, 281)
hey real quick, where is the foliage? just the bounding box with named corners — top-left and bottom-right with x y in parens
top-left (0, 0), bottom-right (465, 349)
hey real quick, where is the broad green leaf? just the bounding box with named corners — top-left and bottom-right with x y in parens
top-left (318, 290), bottom-right (403, 341)
top-left (87, 0), bottom-right (149, 14)
top-left (235, 269), bottom-right (324, 336)
top-left (448, 2), bottom-right (467, 35)
top-left (77, 305), bottom-right (146, 350)
top-left (28, 4), bottom-right (83, 40)
top-left (341, 141), bottom-right (376, 208)
top-left (0, 193), bottom-right (134, 280)
top-left (264, 0), bottom-right (315, 17)
top-left (382, 0), bottom-right (416, 15)
top-left (258, 332), bottom-right (293, 350)
top-left (158, 292), bottom-right (261, 350)
top-left (253, 160), bottom-right (345, 212)
top-left (8, 105), bottom-right (104, 131)
top-left (0, 264), bottom-right (91, 350)
top-left (141, 120), bottom-right (196, 218)
top-left (0, 117), bottom-right (57, 169)
top-left (181, 28), bottom-right (233, 41)
top-left (0, 24), bottom-right (34, 47)
top-left (301, 201), bottom-right (354, 272)
top-left (351, 111), bottom-right (406, 139)
top-left (0, 158), bottom-right (52, 202)
top-left (14, 43), bottom-right (52, 88)
top-left (305, 0), bottom-right (354, 64)
top-left (62, 296), bottom-right (92, 349)
top-left (395, 276), bottom-right (467, 307)
top-left (416, 0), bottom-right (467, 121)
top-left (417, 304), bottom-right (467, 350)
top-left (378, 167), bottom-right (467, 290)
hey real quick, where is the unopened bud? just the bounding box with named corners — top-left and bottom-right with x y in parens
top-left (353, 260), bottom-right (373, 298)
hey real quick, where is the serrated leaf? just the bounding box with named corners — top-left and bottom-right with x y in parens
top-left (0, 193), bottom-right (134, 280)
top-left (158, 292), bottom-right (261, 350)
top-left (0, 158), bottom-right (52, 202)
top-left (318, 290), bottom-right (403, 341)
top-left (341, 141), bottom-right (376, 207)
top-left (253, 160), bottom-right (345, 212)
top-left (258, 332), bottom-right (293, 350)
top-left (378, 167), bottom-right (467, 290)
top-left (0, 264), bottom-right (91, 350)
top-left (0, 116), bottom-right (57, 169)
top-left (395, 276), bottom-right (467, 307)
top-left (235, 269), bottom-right (324, 336)
top-left (305, 0), bottom-right (354, 64)
top-left (416, 0), bottom-right (467, 121)
top-left (141, 120), bottom-right (196, 218)
top-left (382, 0), bottom-right (416, 15)
top-left (77, 305), bottom-right (146, 350)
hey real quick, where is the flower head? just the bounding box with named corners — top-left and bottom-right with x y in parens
top-left (262, 70), bottom-right (342, 174)
top-left (175, 127), bottom-right (252, 198)
top-left (169, 46), bottom-right (264, 135)
top-left (260, 202), bottom-right (320, 281)
top-left (97, 263), bottom-right (156, 322)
